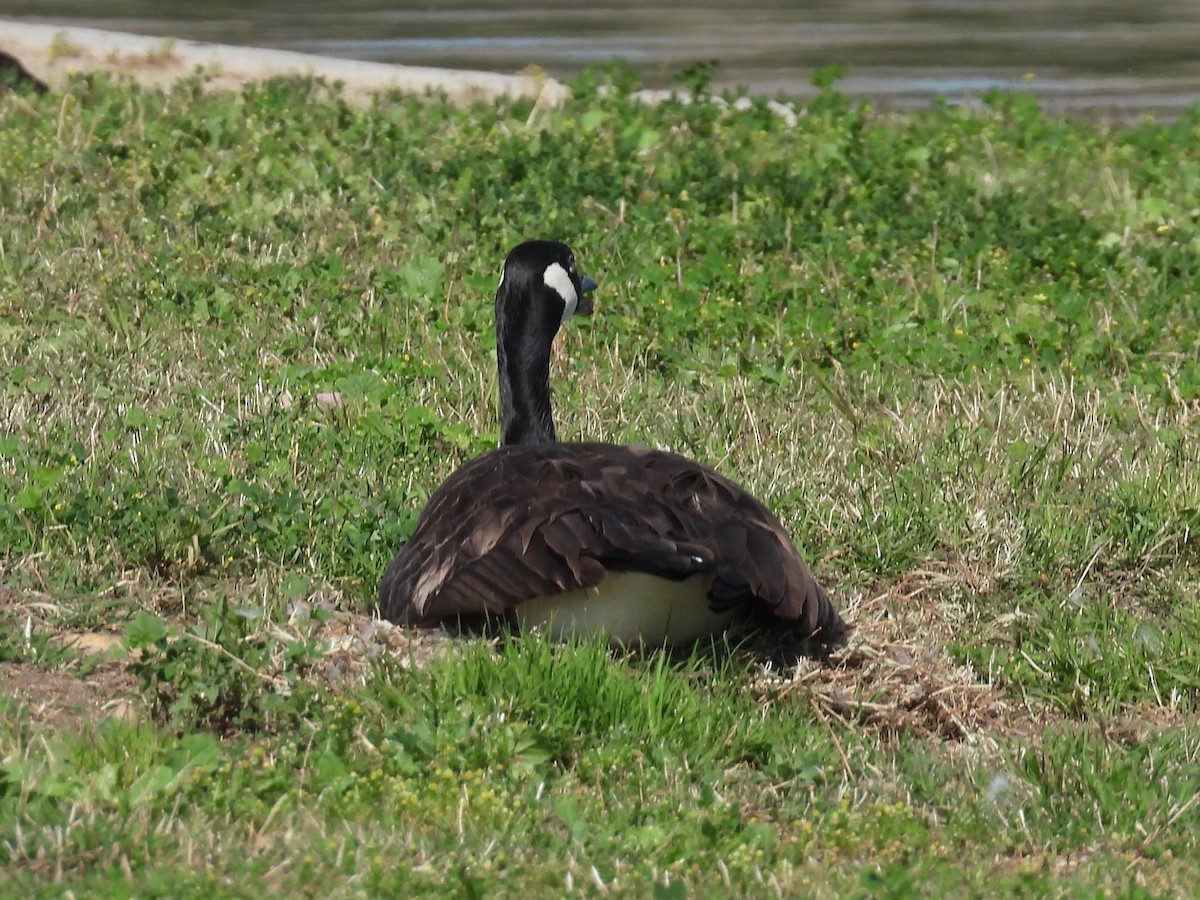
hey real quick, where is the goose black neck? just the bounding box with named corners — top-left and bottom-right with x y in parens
top-left (497, 308), bottom-right (557, 446)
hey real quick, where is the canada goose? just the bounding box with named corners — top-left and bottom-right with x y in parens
top-left (378, 240), bottom-right (845, 646)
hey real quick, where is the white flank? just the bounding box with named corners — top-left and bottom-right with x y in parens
top-left (514, 572), bottom-right (738, 646)
top-left (543, 261), bottom-right (578, 323)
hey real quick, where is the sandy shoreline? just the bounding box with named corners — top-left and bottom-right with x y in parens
top-left (0, 19), bottom-right (569, 105)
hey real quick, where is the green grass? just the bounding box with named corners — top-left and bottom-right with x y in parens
top-left (2, 66), bottom-right (1199, 894)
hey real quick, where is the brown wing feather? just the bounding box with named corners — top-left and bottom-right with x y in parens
top-left (378, 442), bottom-right (844, 641)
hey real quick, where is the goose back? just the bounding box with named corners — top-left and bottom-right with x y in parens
top-left (378, 440), bottom-right (844, 642)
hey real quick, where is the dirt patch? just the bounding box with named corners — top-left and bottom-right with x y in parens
top-left (0, 660), bottom-right (140, 732)
top-left (0, 584), bottom-right (138, 731)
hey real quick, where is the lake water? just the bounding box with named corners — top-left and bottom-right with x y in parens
top-left (2, 1), bottom-right (1199, 118)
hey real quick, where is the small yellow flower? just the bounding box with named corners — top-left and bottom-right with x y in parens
top-left (954, 327), bottom-right (964, 337)
top-left (1156, 223), bottom-right (1170, 234)
top-left (1022, 356), bottom-right (1031, 366)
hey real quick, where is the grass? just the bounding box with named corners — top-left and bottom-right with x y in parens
top-left (1, 65), bottom-right (1199, 894)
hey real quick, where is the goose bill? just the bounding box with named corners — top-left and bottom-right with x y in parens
top-left (575, 275), bottom-right (598, 317)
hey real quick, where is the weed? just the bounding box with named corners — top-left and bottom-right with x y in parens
top-left (124, 598), bottom-right (321, 733)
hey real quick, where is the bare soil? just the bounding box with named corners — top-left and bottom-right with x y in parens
top-left (0, 659), bottom-right (138, 731)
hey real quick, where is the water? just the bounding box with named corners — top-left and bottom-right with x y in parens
top-left (2, 0), bottom-right (1199, 117)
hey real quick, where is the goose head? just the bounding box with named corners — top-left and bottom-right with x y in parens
top-left (495, 240), bottom-right (597, 446)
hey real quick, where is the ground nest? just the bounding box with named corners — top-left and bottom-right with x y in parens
top-left (2, 573), bottom-right (1038, 745)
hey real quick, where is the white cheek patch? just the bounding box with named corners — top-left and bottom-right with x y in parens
top-left (543, 262), bottom-right (579, 324)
